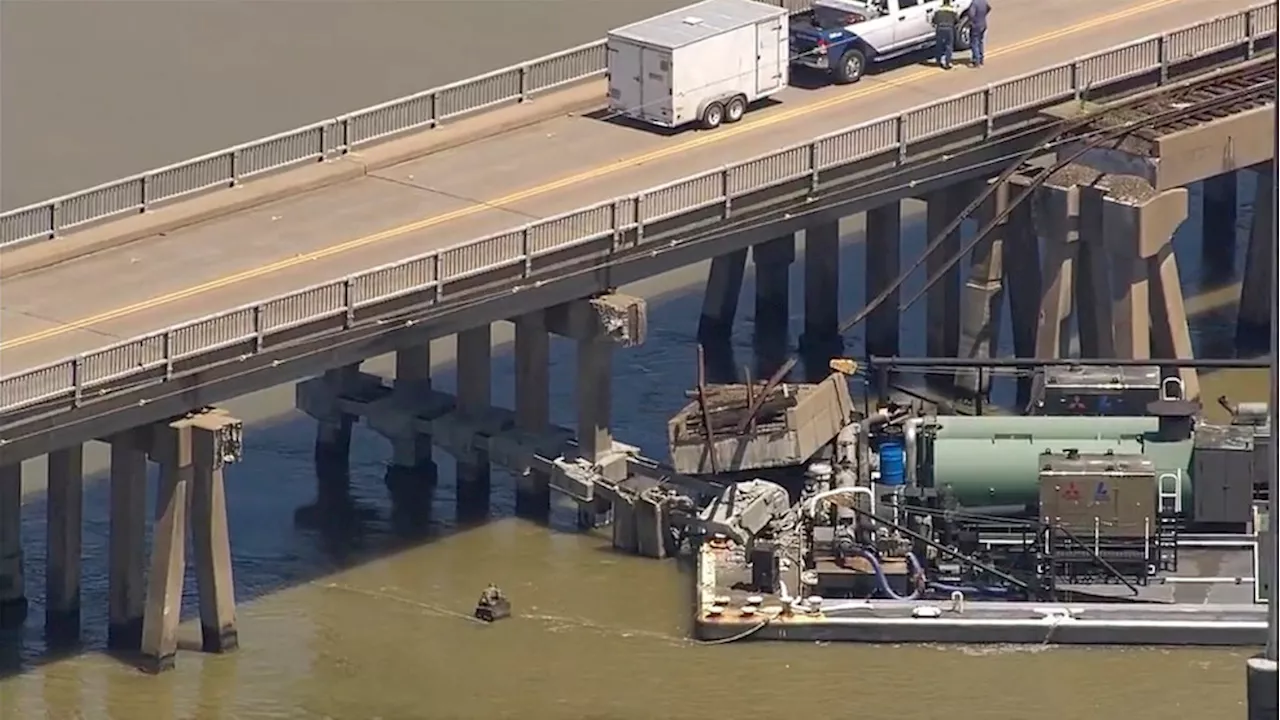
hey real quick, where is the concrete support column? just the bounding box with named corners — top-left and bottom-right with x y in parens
top-left (1032, 181), bottom-right (1079, 360)
top-left (577, 336), bottom-right (614, 529)
top-left (455, 325), bottom-right (492, 521)
top-left (864, 202), bottom-right (902, 360)
top-left (1201, 172), bottom-right (1238, 281)
top-left (1238, 163), bottom-right (1273, 354)
top-left (385, 344), bottom-right (437, 523)
top-left (1149, 246), bottom-right (1200, 400)
top-left (697, 249), bottom-right (747, 344)
top-left (1074, 185), bottom-right (1114, 358)
top-left (312, 364), bottom-right (359, 513)
top-left (956, 182), bottom-right (1008, 396)
top-left (313, 365), bottom-right (359, 465)
top-left (1002, 187), bottom-right (1042, 410)
top-left (0, 463), bottom-right (25, 630)
top-left (1099, 193), bottom-right (1149, 360)
top-left (1103, 182), bottom-right (1194, 398)
top-left (800, 221), bottom-right (843, 374)
top-left (924, 186), bottom-right (970, 367)
top-left (1102, 184), bottom-right (1190, 363)
top-left (46, 445), bottom-right (83, 644)
top-left (577, 337), bottom-right (613, 462)
top-left (108, 431), bottom-right (148, 650)
top-left (141, 422), bottom-right (192, 674)
top-left (514, 312), bottom-right (551, 520)
top-left (752, 235), bottom-right (795, 375)
top-left (1247, 655), bottom-right (1278, 720)
top-left (191, 417), bottom-right (238, 654)
top-left (392, 344), bottom-right (434, 472)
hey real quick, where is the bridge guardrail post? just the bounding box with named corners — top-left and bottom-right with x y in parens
top-left (71, 357), bottom-right (82, 408)
top-left (252, 306), bottom-right (263, 353)
top-left (635, 194), bottom-right (647, 244)
top-left (343, 278), bottom-right (354, 329)
top-left (163, 332), bottom-right (174, 380)
top-left (140, 175), bottom-right (151, 213)
top-left (50, 201), bottom-right (62, 240)
top-left (610, 200), bottom-right (623, 250)
top-left (808, 144), bottom-right (820, 195)
top-left (721, 168), bottom-right (733, 218)
top-left (1158, 34), bottom-right (1169, 84)
top-left (1070, 61), bottom-right (1082, 100)
top-left (895, 116), bottom-right (907, 164)
top-left (1245, 11), bottom-right (1255, 57)
top-left (521, 226), bottom-right (532, 278)
top-left (982, 87), bottom-right (994, 139)
top-left (229, 149), bottom-right (242, 188)
top-left (518, 65), bottom-right (530, 103)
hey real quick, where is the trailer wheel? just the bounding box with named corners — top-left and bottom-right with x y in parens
top-left (833, 49), bottom-right (866, 84)
top-left (724, 95), bottom-right (748, 123)
top-left (955, 20), bottom-right (973, 51)
top-left (700, 102), bottom-right (725, 130)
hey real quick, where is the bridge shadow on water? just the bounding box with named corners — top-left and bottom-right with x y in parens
top-left (0, 173), bottom-right (1265, 681)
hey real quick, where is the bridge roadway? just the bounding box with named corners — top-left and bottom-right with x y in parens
top-left (0, 0), bottom-right (1272, 462)
top-left (0, 0), bottom-right (1239, 370)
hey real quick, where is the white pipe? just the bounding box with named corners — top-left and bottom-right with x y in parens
top-left (1156, 577), bottom-right (1256, 585)
top-left (805, 486), bottom-right (876, 519)
top-left (903, 417), bottom-right (923, 488)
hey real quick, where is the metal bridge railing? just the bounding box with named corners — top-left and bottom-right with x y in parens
top-left (0, 0), bottom-right (820, 250)
top-left (0, 3), bottom-right (1274, 417)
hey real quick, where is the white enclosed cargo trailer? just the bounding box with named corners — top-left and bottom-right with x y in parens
top-left (606, 0), bottom-right (789, 130)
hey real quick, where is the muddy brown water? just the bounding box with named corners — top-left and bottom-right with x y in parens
top-left (0, 2), bottom-right (1266, 718)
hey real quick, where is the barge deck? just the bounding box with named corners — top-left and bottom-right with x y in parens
top-left (693, 540), bottom-right (1267, 646)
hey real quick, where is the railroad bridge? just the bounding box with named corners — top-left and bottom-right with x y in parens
top-left (0, 0), bottom-right (1274, 673)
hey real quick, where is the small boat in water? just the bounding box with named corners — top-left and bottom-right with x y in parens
top-left (474, 584), bottom-right (511, 622)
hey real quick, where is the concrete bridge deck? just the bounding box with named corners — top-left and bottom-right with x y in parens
top-left (0, 0), bottom-right (1251, 377)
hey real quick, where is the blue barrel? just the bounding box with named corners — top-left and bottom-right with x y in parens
top-left (878, 436), bottom-right (907, 487)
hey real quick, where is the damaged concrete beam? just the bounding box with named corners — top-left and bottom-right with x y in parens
top-left (544, 293), bottom-right (647, 347)
top-left (1056, 104), bottom-right (1272, 190)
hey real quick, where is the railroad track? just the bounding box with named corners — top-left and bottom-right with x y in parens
top-left (1099, 60), bottom-right (1275, 137)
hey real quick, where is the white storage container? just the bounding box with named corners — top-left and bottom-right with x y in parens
top-left (607, 0), bottom-right (790, 130)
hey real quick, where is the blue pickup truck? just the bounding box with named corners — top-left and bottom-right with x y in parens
top-left (790, 0), bottom-right (973, 84)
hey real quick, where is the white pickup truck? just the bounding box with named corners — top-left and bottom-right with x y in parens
top-left (790, 0), bottom-right (974, 84)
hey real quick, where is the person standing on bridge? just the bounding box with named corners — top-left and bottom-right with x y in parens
top-left (967, 0), bottom-right (990, 67)
top-left (931, 0), bottom-right (959, 70)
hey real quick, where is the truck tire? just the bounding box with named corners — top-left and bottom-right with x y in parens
top-left (833, 49), bottom-right (866, 84)
top-left (955, 20), bottom-right (973, 51)
top-left (701, 102), bottom-right (725, 130)
top-left (724, 96), bottom-right (748, 123)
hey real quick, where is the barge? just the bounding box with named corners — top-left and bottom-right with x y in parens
top-left (664, 363), bottom-right (1272, 646)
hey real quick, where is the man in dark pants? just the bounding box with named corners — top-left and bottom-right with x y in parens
top-left (968, 0), bottom-right (990, 66)
top-left (931, 0), bottom-right (959, 70)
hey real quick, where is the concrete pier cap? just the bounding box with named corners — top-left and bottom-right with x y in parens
top-left (545, 293), bottom-right (647, 347)
top-left (1055, 102), bottom-right (1274, 191)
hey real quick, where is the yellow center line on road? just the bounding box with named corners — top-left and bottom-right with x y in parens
top-left (2, 0), bottom-right (1179, 352)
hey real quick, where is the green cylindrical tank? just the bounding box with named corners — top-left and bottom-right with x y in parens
top-left (929, 415), bottom-right (1160, 440)
top-left (927, 435), bottom-right (1194, 509)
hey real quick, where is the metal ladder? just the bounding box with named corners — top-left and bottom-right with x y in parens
top-left (1156, 472), bottom-right (1183, 572)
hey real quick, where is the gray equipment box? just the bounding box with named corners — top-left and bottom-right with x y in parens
top-left (1035, 365), bottom-right (1162, 416)
top-left (1038, 451), bottom-right (1157, 536)
top-left (1192, 424), bottom-right (1257, 525)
